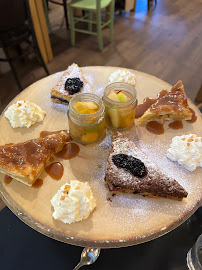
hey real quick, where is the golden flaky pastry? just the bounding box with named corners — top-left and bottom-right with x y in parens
top-left (137, 80), bottom-right (192, 124)
top-left (0, 131), bottom-right (67, 186)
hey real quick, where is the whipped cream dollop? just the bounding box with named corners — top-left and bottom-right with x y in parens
top-left (166, 134), bottom-right (202, 171)
top-left (108, 69), bottom-right (136, 86)
top-left (5, 100), bottom-right (46, 128)
top-left (51, 180), bottom-right (96, 224)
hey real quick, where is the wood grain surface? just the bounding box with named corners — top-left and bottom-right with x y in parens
top-left (0, 67), bottom-right (201, 248)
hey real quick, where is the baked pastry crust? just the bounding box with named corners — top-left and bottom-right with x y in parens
top-left (105, 132), bottom-right (188, 200)
top-left (50, 63), bottom-right (94, 104)
top-left (0, 131), bottom-right (67, 186)
top-left (138, 80), bottom-right (192, 123)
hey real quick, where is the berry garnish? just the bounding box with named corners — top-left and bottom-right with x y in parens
top-left (112, 153), bottom-right (147, 177)
top-left (65, 78), bottom-right (83, 95)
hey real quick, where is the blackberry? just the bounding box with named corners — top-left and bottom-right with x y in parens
top-left (65, 77), bottom-right (83, 95)
top-left (112, 153), bottom-right (147, 177)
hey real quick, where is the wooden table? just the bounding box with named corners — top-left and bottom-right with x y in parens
top-left (0, 67), bottom-right (201, 248)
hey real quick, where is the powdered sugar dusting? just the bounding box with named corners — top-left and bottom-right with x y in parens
top-left (96, 86), bottom-right (105, 97)
top-left (51, 101), bottom-right (68, 114)
top-left (105, 133), bottom-right (187, 199)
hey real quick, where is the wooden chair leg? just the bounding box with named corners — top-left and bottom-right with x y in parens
top-left (69, 5), bottom-right (75, 46)
top-left (148, 0), bottom-right (150, 11)
top-left (2, 44), bottom-right (22, 91)
top-left (109, 0), bottom-right (115, 43)
top-left (35, 44), bottom-right (50, 76)
top-left (43, 0), bottom-right (52, 33)
top-left (97, 14), bottom-right (103, 50)
top-left (63, 0), bottom-right (69, 29)
top-left (133, 0), bottom-right (137, 12)
top-left (30, 24), bottom-right (50, 76)
top-left (88, 11), bottom-right (93, 32)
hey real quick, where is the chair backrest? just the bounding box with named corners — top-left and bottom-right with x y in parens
top-left (0, 0), bottom-right (27, 32)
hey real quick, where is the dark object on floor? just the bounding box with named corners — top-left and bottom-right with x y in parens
top-left (0, 0), bottom-right (49, 91)
top-left (115, 0), bottom-right (125, 11)
top-left (148, 0), bottom-right (157, 11)
top-left (46, 0), bottom-right (69, 30)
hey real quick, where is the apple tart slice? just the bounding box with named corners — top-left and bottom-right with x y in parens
top-left (0, 131), bottom-right (67, 186)
top-left (137, 80), bottom-right (192, 124)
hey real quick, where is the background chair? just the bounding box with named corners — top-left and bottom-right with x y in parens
top-left (0, 0), bottom-right (49, 91)
top-left (68, 0), bottom-right (115, 51)
top-left (45, 0), bottom-right (69, 30)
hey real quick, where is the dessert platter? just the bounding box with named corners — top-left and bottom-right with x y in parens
top-left (0, 65), bottom-right (201, 248)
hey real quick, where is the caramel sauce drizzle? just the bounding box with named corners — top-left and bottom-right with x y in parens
top-left (4, 175), bottom-right (13, 184)
top-left (45, 162), bottom-right (64, 180)
top-left (187, 108), bottom-right (197, 123)
top-left (168, 120), bottom-right (183, 130)
top-left (146, 121), bottom-right (164, 135)
top-left (32, 179), bottom-right (43, 188)
top-left (55, 143), bottom-right (80, 159)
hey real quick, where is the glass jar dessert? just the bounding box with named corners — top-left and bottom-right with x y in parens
top-left (67, 93), bottom-right (105, 144)
top-left (103, 82), bottom-right (137, 131)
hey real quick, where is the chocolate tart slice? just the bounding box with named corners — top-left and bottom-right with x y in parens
top-left (105, 132), bottom-right (188, 200)
top-left (0, 131), bottom-right (67, 186)
top-left (137, 80), bottom-right (192, 123)
top-left (50, 63), bottom-right (94, 104)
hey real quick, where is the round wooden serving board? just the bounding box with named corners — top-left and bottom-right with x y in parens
top-left (0, 67), bottom-right (201, 248)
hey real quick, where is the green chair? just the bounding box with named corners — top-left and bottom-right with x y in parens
top-left (68, 0), bottom-right (115, 51)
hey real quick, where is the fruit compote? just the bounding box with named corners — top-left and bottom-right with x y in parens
top-left (68, 94), bottom-right (105, 144)
top-left (103, 82), bottom-right (137, 130)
